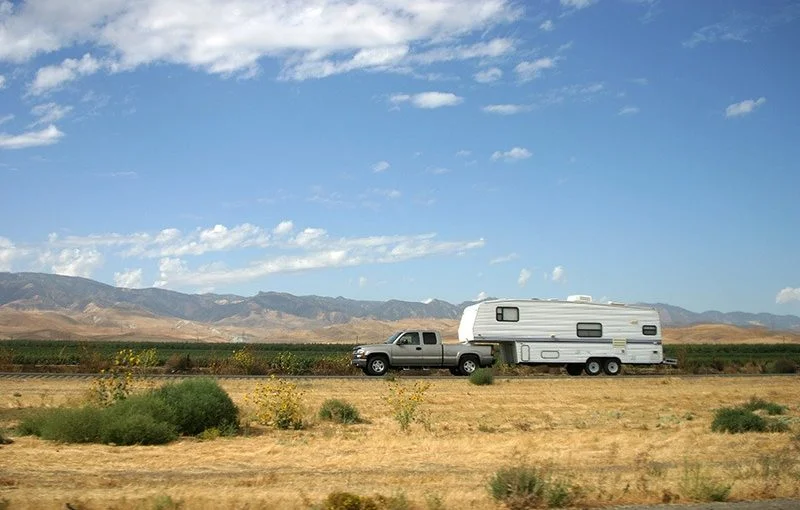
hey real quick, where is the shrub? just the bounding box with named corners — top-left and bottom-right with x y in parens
top-left (319, 399), bottom-right (362, 424)
top-left (25, 407), bottom-right (105, 443)
top-left (383, 381), bottom-right (430, 431)
top-left (680, 463), bottom-right (731, 502)
top-left (246, 376), bottom-right (305, 430)
top-left (488, 464), bottom-right (577, 509)
top-left (469, 368), bottom-right (494, 386)
top-left (102, 413), bottom-right (177, 445)
top-left (712, 407), bottom-right (768, 433)
top-left (323, 492), bottom-right (378, 510)
top-left (165, 353), bottom-right (193, 373)
top-left (152, 378), bottom-right (239, 435)
top-left (766, 359), bottom-right (798, 374)
top-left (742, 397), bottom-right (787, 415)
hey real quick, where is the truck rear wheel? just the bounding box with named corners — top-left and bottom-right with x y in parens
top-left (458, 356), bottom-right (478, 376)
top-left (584, 358), bottom-right (602, 376)
top-left (603, 358), bottom-right (621, 376)
top-left (565, 364), bottom-right (583, 376)
top-left (366, 356), bottom-right (389, 376)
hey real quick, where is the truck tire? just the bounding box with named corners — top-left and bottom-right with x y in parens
top-left (603, 358), bottom-right (621, 376)
top-left (584, 358), bottom-right (602, 376)
top-left (458, 355), bottom-right (478, 376)
top-left (449, 367), bottom-right (462, 376)
top-left (366, 355), bottom-right (389, 376)
top-left (565, 364), bottom-right (583, 376)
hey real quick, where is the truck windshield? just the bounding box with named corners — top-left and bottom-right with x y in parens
top-left (385, 332), bottom-right (402, 344)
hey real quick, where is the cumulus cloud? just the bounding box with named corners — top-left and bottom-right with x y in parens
top-left (30, 103), bottom-right (73, 126)
top-left (515, 57), bottom-right (556, 81)
top-left (483, 104), bottom-right (530, 115)
top-left (551, 265), bottom-right (565, 282)
top-left (725, 97), bottom-right (766, 118)
top-left (491, 147), bottom-right (532, 162)
top-left (273, 220), bottom-right (294, 236)
top-left (42, 248), bottom-right (104, 278)
top-left (372, 160), bottom-right (390, 173)
top-left (0, 124), bottom-right (64, 149)
top-left (29, 53), bottom-right (102, 95)
top-left (540, 20), bottom-right (554, 31)
top-left (0, 237), bottom-right (20, 270)
top-left (359, 276), bottom-right (368, 287)
top-left (114, 268), bottom-right (143, 288)
top-left (518, 268), bottom-right (532, 286)
top-left (618, 106), bottom-right (640, 116)
top-left (776, 287), bottom-right (800, 304)
top-left (474, 67), bottom-right (502, 83)
top-left (1, 0), bottom-right (520, 82)
top-left (391, 91), bottom-right (463, 109)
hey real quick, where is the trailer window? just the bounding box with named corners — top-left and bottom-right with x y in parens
top-left (577, 322), bottom-right (603, 338)
top-left (642, 325), bottom-right (658, 336)
top-left (496, 307), bottom-right (519, 322)
top-left (423, 332), bottom-right (437, 345)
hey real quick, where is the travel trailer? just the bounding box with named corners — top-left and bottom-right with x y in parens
top-left (458, 296), bottom-right (675, 375)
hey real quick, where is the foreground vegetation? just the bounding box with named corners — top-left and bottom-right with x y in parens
top-left (0, 340), bottom-right (798, 376)
top-left (0, 375), bottom-right (798, 509)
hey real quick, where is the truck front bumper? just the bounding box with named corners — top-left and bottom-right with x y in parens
top-left (351, 358), bottom-right (367, 369)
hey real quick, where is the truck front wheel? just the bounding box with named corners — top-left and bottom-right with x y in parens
top-left (458, 356), bottom-right (478, 376)
top-left (366, 356), bottom-right (389, 376)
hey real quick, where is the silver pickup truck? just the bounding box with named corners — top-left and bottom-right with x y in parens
top-left (351, 330), bottom-right (495, 376)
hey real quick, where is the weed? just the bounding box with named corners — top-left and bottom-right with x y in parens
top-left (323, 492), bottom-right (378, 510)
top-left (153, 378), bottom-right (239, 435)
top-left (165, 353), bottom-right (193, 373)
top-left (319, 399), bottom-right (362, 424)
top-left (742, 397), bottom-right (787, 415)
top-left (245, 375), bottom-right (305, 430)
top-left (469, 368), bottom-right (494, 386)
top-left (712, 397), bottom-right (790, 434)
top-left (152, 494), bottom-right (182, 510)
top-left (488, 464), bottom-right (578, 509)
top-left (383, 380), bottom-right (430, 431)
top-left (90, 349), bottom-right (143, 406)
top-left (679, 463), bottom-right (731, 502)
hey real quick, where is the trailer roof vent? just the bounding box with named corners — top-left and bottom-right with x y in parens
top-left (567, 295), bottom-right (593, 303)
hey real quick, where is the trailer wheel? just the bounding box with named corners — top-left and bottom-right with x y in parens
top-left (584, 359), bottom-right (602, 376)
top-left (458, 356), bottom-right (478, 376)
top-left (603, 358), bottom-right (621, 376)
top-left (449, 367), bottom-right (462, 376)
top-left (366, 355), bottom-right (389, 376)
top-left (565, 364), bottom-right (583, 376)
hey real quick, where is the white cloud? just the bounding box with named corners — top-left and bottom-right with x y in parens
top-left (490, 253), bottom-right (518, 265)
top-left (561, 0), bottom-right (597, 9)
top-left (540, 20), bottom-right (554, 31)
top-left (30, 103), bottom-right (73, 126)
top-left (515, 57), bottom-right (556, 81)
top-left (372, 160), bottom-right (390, 173)
top-left (392, 91), bottom-right (463, 109)
top-left (475, 291), bottom-right (487, 301)
top-left (474, 67), bottom-right (502, 83)
top-left (455, 149), bottom-right (471, 157)
top-left (43, 248), bottom-right (104, 278)
top-left (0, 75), bottom-right (5, 88)
top-left (618, 106), bottom-right (640, 116)
top-left (491, 147), bottom-right (532, 162)
top-left (0, 124), bottom-right (64, 150)
top-left (359, 276), bottom-right (368, 288)
top-left (483, 104), bottom-right (530, 115)
top-left (0, 237), bottom-right (20, 270)
top-left (29, 53), bottom-right (101, 95)
top-left (725, 97), bottom-right (766, 118)
top-left (1, 0), bottom-right (519, 82)
top-left (518, 268), bottom-right (532, 286)
top-left (776, 287), bottom-right (800, 304)
top-left (0, 114), bottom-right (14, 126)
top-left (273, 220), bottom-right (294, 236)
top-left (551, 265), bottom-right (565, 282)
top-left (114, 268), bottom-right (143, 288)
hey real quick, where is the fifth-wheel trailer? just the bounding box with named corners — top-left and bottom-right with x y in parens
top-left (458, 295), bottom-right (677, 375)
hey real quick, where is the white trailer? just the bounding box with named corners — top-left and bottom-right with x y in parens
top-left (458, 296), bottom-right (676, 375)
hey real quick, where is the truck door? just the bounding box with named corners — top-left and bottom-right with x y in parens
top-left (392, 332), bottom-right (422, 366)
top-left (420, 332), bottom-right (442, 366)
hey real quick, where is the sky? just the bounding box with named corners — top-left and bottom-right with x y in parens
top-left (1, 0), bottom-right (799, 316)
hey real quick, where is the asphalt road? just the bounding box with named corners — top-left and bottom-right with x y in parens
top-left (610, 500), bottom-right (800, 509)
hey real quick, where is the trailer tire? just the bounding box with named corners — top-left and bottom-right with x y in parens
top-left (584, 358), bottom-right (602, 376)
top-left (566, 364), bottom-right (583, 376)
top-left (603, 358), bottom-right (621, 376)
top-left (449, 367), bottom-right (462, 376)
top-left (458, 355), bottom-right (479, 376)
top-left (366, 355), bottom-right (389, 376)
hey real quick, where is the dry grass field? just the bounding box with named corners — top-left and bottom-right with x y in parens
top-left (1, 375), bottom-right (799, 509)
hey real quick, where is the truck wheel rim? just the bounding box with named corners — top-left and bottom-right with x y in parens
top-left (463, 360), bottom-right (476, 373)
top-left (372, 359), bottom-right (385, 372)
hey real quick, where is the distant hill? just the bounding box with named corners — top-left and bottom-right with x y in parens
top-left (0, 272), bottom-right (798, 343)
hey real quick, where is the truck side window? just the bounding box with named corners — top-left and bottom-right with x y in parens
top-left (495, 307), bottom-right (519, 322)
top-left (642, 325), bottom-right (657, 336)
top-left (398, 332), bottom-right (420, 345)
top-left (423, 332), bottom-right (437, 345)
top-left (577, 322), bottom-right (603, 338)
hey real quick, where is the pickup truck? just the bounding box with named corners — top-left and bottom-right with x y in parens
top-left (351, 330), bottom-right (495, 376)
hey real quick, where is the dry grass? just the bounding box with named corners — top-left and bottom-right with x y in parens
top-left (1, 376), bottom-right (799, 509)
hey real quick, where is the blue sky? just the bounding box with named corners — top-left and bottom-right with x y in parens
top-left (1, 0), bottom-right (799, 315)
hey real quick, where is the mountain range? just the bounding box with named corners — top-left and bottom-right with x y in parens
top-left (0, 272), bottom-right (798, 342)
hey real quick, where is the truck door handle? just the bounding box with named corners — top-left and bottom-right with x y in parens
top-left (416, 347), bottom-right (422, 350)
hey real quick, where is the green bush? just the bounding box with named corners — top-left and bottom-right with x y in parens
top-left (469, 368), bottom-right (494, 386)
top-left (21, 407), bottom-right (105, 443)
top-left (152, 378), bottom-right (239, 435)
top-left (319, 399), bottom-right (362, 424)
top-left (742, 397), bottom-right (787, 415)
top-left (324, 492), bottom-right (378, 510)
top-left (102, 413), bottom-right (177, 445)
top-left (712, 407), bottom-right (768, 433)
top-left (766, 359), bottom-right (798, 374)
top-left (488, 464), bottom-right (577, 509)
